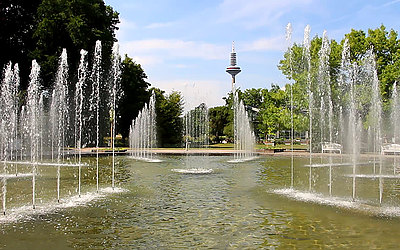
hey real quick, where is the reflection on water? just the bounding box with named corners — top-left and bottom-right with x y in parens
top-left (1, 155), bottom-right (400, 248)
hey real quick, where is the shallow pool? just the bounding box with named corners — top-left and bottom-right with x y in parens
top-left (1, 155), bottom-right (400, 248)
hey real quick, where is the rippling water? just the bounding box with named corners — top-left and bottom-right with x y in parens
top-left (1, 155), bottom-right (400, 248)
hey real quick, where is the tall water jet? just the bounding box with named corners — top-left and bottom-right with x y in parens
top-left (318, 31), bottom-right (335, 195)
top-left (391, 82), bottom-right (400, 144)
top-left (26, 60), bottom-right (42, 209)
top-left (90, 41), bottom-right (102, 191)
top-left (339, 38), bottom-right (351, 151)
top-left (11, 64), bottom-right (20, 174)
top-left (75, 50), bottom-right (88, 197)
top-left (364, 49), bottom-right (382, 177)
top-left (1, 62), bottom-right (13, 214)
top-left (19, 106), bottom-right (27, 161)
top-left (129, 93), bottom-right (158, 162)
top-left (303, 25), bottom-right (313, 191)
top-left (318, 31), bottom-right (334, 146)
top-left (39, 93), bottom-right (44, 162)
top-left (1, 62), bottom-right (21, 213)
top-left (286, 23), bottom-right (295, 188)
top-left (369, 50), bottom-right (383, 203)
top-left (348, 62), bottom-right (360, 201)
top-left (229, 91), bottom-right (256, 163)
top-left (50, 49), bottom-right (69, 202)
top-left (391, 82), bottom-right (399, 174)
top-left (109, 43), bottom-right (122, 189)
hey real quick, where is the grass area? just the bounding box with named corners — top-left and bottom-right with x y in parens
top-left (79, 143), bottom-right (308, 151)
top-left (209, 143), bottom-right (234, 149)
top-left (90, 147), bottom-right (129, 151)
top-left (257, 144), bottom-right (308, 150)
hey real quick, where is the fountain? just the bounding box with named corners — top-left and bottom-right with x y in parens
top-left (0, 40), bottom-right (123, 216)
top-left (75, 49), bottom-right (88, 197)
top-left (174, 103), bottom-right (213, 174)
top-left (183, 103), bottom-right (209, 151)
top-left (286, 23), bottom-right (295, 188)
top-left (226, 90), bottom-right (256, 163)
top-left (129, 93), bottom-right (160, 162)
top-left (1, 62), bottom-right (21, 214)
top-left (90, 41), bottom-right (102, 191)
top-left (2, 26), bottom-right (400, 249)
top-left (109, 43), bottom-right (122, 189)
top-left (274, 24), bottom-right (400, 214)
top-left (50, 49), bottom-right (69, 202)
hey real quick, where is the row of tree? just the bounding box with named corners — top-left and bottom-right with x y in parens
top-left (209, 25), bottom-right (400, 142)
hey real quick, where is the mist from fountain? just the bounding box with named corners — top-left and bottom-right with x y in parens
top-left (183, 103), bottom-right (209, 151)
top-left (173, 103), bottom-right (213, 174)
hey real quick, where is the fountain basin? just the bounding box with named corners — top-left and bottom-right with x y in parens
top-left (171, 168), bottom-right (213, 174)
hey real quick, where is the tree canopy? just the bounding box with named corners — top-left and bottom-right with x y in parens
top-left (152, 88), bottom-right (184, 147)
top-left (32, 0), bottom-right (119, 87)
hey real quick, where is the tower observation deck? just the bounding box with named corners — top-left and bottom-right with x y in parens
top-left (226, 41), bottom-right (241, 92)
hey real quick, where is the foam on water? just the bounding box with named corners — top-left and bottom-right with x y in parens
top-left (1, 161), bottom-right (88, 167)
top-left (304, 162), bottom-right (375, 168)
top-left (0, 173), bottom-right (33, 179)
top-left (0, 187), bottom-right (126, 224)
top-left (273, 188), bottom-right (400, 217)
top-left (227, 156), bottom-right (258, 163)
top-left (171, 168), bottom-right (213, 174)
top-left (129, 156), bottom-right (163, 163)
top-left (345, 174), bottom-right (400, 179)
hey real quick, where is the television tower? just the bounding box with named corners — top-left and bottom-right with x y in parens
top-left (226, 41), bottom-right (241, 92)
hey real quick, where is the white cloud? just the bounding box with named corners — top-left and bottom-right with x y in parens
top-left (242, 36), bottom-right (286, 52)
top-left (121, 39), bottom-right (226, 59)
top-left (149, 78), bottom-right (229, 111)
top-left (129, 55), bottom-right (163, 66)
top-left (115, 18), bottom-right (137, 41)
top-left (119, 39), bottom-right (228, 69)
top-left (383, 0), bottom-right (400, 7)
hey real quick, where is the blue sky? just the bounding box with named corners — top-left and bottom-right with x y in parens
top-left (104, 0), bottom-right (400, 109)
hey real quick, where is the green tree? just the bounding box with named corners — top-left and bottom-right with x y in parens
top-left (241, 88), bottom-right (263, 108)
top-left (0, 0), bottom-right (42, 88)
top-left (31, 0), bottom-right (119, 87)
top-left (118, 56), bottom-right (151, 140)
top-left (258, 85), bottom-right (288, 138)
top-left (152, 88), bottom-right (184, 147)
top-left (208, 106), bottom-right (230, 142)
top-left (277, 24), bottom-right (400, 141)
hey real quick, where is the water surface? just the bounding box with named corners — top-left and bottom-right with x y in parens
top-left (1, 155), bottom-right (400, 248)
